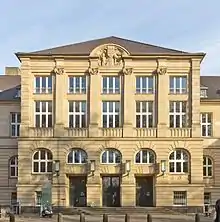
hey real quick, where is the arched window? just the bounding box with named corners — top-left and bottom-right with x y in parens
top-left (169, 149), bottom-right (189, 173)
top-left (9, 156), bottom-right (18, 178)
top-left (32, 149), bottom-right (53, 173)
top-left (135, 149), bottom-right (155, 164)
top-left (101, 149), bottom-right (121, 164)
top-left (203, 156), bottom-right (212, 177)
top-left (67, 149), bottom-right (87, 164)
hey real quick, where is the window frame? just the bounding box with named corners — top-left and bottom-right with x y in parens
top-left (136, 76), bottom-right (154, 94)
top-left (203, 156), bottom-right (213, 178)
top-left (135, 149), bottom-right (155, 164)
top-left (102, 76), bottom-right (120, 94)
top-left (101, 149), bottom-right (122, 164)
top-left (68, 76), bottom-right (86, 94)
top-left (35, 191), bottom-right (42, 206)
top-left (10, 112), bottom-right (21, 137)
top-left (169, 76), bottom-right (187, 94)
top-left (173, 191), bottom-right (187, 206)
top-left (67, 149), bottom-right (88, 164)
top-left (9, 156), bottom-right (18, 178)
top-left (34, 76), bottom-right (52, 94)
top-left (201, 113), bottom-right (212, 137)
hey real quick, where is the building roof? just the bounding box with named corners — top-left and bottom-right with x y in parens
top-left (15, 36), bottom-right (205, 57)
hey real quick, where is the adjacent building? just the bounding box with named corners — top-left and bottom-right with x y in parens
top-left (0, 36), bottom-right (220, 212)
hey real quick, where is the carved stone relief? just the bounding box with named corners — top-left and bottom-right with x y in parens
top-left (53, 62), bottom-right (65, 75)
top-left (88, 67), bottom-right (99, 75)
top-left (156, 67), bottom-right (167, 75)
top-left (122, 67), bottom-right (133, 75)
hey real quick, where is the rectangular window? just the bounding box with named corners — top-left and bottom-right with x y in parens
top-left (169, 76), bottom-right (187, 94)
top-left (173, 191), bottom-right (187, 206)
top-left (169, 101), bottom-right (187, 128)
top-left (35, 101), bottom-right (52, 127)
top-left (34, 76), bottom-right (52, 94)
top-left (69, 101), bottom-right (87, 128)
top-left (200, 89), bottom-right (208, 98)
top-left (102, 101), bottom-right (120, 128)
top-left (35, 191), bottom-right (42, 206)
top-left (68, 76), bottom-right (86, 94)
top-left (201, 113), bottom-right (212, 137)
top-left (102, 76), bottom-right (120, 94)
top-left (136, 76), bottom-right (154, 94)
top-left (11, 113), bottom-right (21, 137)
top-left (136, 101), bottom-right (154, 128)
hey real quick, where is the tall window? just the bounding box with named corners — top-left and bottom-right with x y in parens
top-left (34, 76), bottom-right (52, 94)
top-left (136, 101), bottom-right (154, 128)
top-left (101, 149), bottom-right (121, 164)
top-left (36, 191), bottom-right (42, 206)
top-left (68, 76), bottom-right (86, 94)
top-left (102, 76), bottom-right (120, 94)
top-left (201, 113), bottom-right (212, 137)
top-left (169, 76), bottom-right (187, 94)
top-left (11, 113), bottom-right (20, 137)
top-left (203, 156), bottom-right (212, 177)
top-left (32, 149), bottom-right (53, 173)
top-left (67, 149), bottom-right (87, 164)
top-left (35, 101), bottom-right (52, 127)
top-left (135, 149), bottom-right (155, 164)
top-left (169, 101), bottom-right (187, 128)
top-left (169, 149), bottom-right (189, 173)
top-left (69, 101), bottom-right (86, 128)
top-left (9, 156), bottom-right (18, 178)
top-left (136, 76), bottom-right (154, 94)
top-left (173, 191), bottom-right (187, 206)
top-left (102, 101), bottom-right (120, 128)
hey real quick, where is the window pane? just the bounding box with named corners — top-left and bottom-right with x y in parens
top-left (48, 102), bottom-right (52, 112)
top-left (148, 77), bottom-right (154, 93)
top-left (36, 102), bottom-right (40, 112)
top-left (142, 151), bottom-right (148, 163)
top-left (69, 115), bottom-right (73, 128)
top-left (12, 125), bottom-right (16, 137)
top-left (136, 102), bottom-right (140, 112)
top-left (81, 151), bottom-right (87, 163)
top-left (42, 115), bottom-right (46, 127)
top-left (103, 102), bottom-right (107, 112)
top-left (109, 115), bottom-right (113, 127)
top-left (109, 151), bottom-right (114, 163)
top-left (208, 167), bottom-right (212, 176)
top-left (102, 152), bottom-right (107, 163)
top-left (41, 150), bottom-right (46, 159)
top-left (109, 102), bottom-right (113, 112)
top-left (203, 167), bottom-right (206, 176)
top-left (82, 115), bottom-right (86, 128)
top-left (11, 114), bottom-right (16, 123)
top-left (170, 77), bottom-right (174, 92)
top-left (136, 77), bottom-right (140, 92)
top-left (75, 102), bottom-right (80, 112)
top-left (183, 162), bottom-right (188, 173)
top-left (48, 115), bottom-right (52, 127)
top-left (75, 115), bottom-right (80, 128)
top-left (48, 76), bottom-right (52, 90)
top-left (149, 152), bottom-right (155, 163)
top-left (34, 162), bottom-right (39, 172)
top-left (176, 150), bottom-right (181, 160)
top-left (136, 152), bottom-right (140, 163)
top-left (82, 102), bottom-right (86, 112)
top-left (149, 115), bottom-right (153, 127)
top-left (40, 162), bottom-right (46, 172)
top-left (42, 102), bottom-right (46, 112)
top-left (11, 167), bottom-right (15, 177)
top-left (136, 115), bottom-right (140, 128)
top-left (69, 102), bottom-right (73, 112)
top-left (115, 152), bottom-right (121, 163)
top-left (176, 162), bottom-right (181, 172)
top-left (47, 151), bottom-right (52, 160)
top-left (74, 151), bottom-right (80, 163)
top-left (170, 115), bottom-right (174, 127)
top-left (169, 162), bottom-right (174, 172)
top-left (47, 162), bottom-right (52, 172)
top-left (17, 114), bottom-right (21, 123)
top-left (103, 115), bottom-right (107, 128)
top-left (68, 152), bottom-right (73, 163)
top-left (35, 77), bottom-right (40, 88)
top-left (115, 115), bottom-right (120, 128)
top-left (115, 102), bottom-right (120, 113)
top-left (115, 77), bottom-right (120, 93)
top-left (35, 115), bottom-right (40, 127)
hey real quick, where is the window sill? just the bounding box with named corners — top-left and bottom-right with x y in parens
top-left (67, 92), bottom-right (86, 95)
top-left (169, 173), bottom-right (188, 175)
top-left (169, 93), bottom-right (188, 95)
top-left (33, 93), bottom-right (52, 95)
top-left (135, 93), bottom-right (154, 95)
top-left (101, 93), bottom-right (120, 95)
top-left (31, 172), bottom-right (53, 175)
top-left (9, 176), bottom-right (18, 179)
top-left (66, 163), bottom-right (87, 165)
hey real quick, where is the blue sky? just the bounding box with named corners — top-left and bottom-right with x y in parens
top-left (0, 0), bottom-right (220, 75)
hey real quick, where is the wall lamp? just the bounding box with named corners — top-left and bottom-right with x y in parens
top-left (53, 160), bottom-right (60, 176)
top-left (90, 160), bottom-right (96, 176)
top-left (125, 160), bottom-right (131, 175)
top-left (161, 160), bottom-right (166, 175)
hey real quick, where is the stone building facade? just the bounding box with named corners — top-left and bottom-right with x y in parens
top-left (0, 36), bottom-right (219, 212)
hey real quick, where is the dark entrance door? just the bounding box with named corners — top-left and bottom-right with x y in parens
top-left (136, 176), bottom-right (154, 207)
top-left (102, 176), bottom-right (120, 207)
top-left (69, 176), bottom-right (87, 207)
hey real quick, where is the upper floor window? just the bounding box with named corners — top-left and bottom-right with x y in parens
top-left (201, 113), bottom-right (212, 137)
top-left (101, 149), bottom-right (121, 164)
top-left (136, 101), bottom-right (154, 128)
top-left (200, 88), bottom-right (208, 98)
top-left (68, 76), bottom-right (86, 94)
top-left (169, 76), bottom-right (187, 94)
top-left (35, 101), bottom-right (52, 128)
top-left (136, 76), bottom-right (154, 94)
top-left (14, 88), bottom-right (21, 98)
top-left (135, 149), bottom-right (155, 164)
top-left (32, 149), bottom-right (53, 173)
top-left (169, 149), bottom-right (189, 173)
top-left (169, 101), bottom-right (187, 128)
top-left (203, 156), bottom-right (212, 177)
top-left (11, 113), bottom-right (20, 137)
top-left (102, 101), bottom-right (120, 128)
top-left (102, 76), bottom-right (120, 94)
top-left (69, 101), bottom-right (86, 128)
top-left (67, 149), bottom-right (87, 164)
top-left (9, 156), bottom-right (18, 178)
top-left (34, 76), bottom-right (52, 94)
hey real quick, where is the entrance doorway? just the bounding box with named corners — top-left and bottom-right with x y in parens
top-left (136, 176), bottom-right (154, 207)
top-left (102, 176), bottom-right (121, 207)
top-left (69, 176), bottom-right (87, 207)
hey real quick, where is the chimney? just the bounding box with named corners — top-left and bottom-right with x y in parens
top-left (5, 67), bottom-right (20, 75)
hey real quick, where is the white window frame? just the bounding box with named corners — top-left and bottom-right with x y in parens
top-left (102, 101), bottom-right (120, 128)
top-left (32, 149), bottom-right (53, 173)
top-left (101, 149), bottom-right (121, 164)
top-left (170, 76), bottom-right (187, 94)
top-left (102, 76), bottom-right (120, 94)
top-left (201, 113), bottom-right (212, 137)
top-left (136, 76), bottom-right (154, 94)
top-left (11, 113), bottom-right (20, 137)
top-left (9, 156), bottom-right (18, 178)
top-left (173, 191), bottom-right (187, 206)
top-left (35, 101), bottom-right (52, 128)
top-left (67, 149), bottom-right (87, 164)
top-left (68, 76), bottom-right (86, 94)
top-left (169, 150), bottom-right (189, 173)
top-left (135, 149), bottom-right (155, 164)
top-left (169, 101), bottom-right (186, 128)
top-left (203, 156), bottom-right (213, 177)
top-left (68, 101), bottom-right (87, 128)
top-left (136, 101), bottom-right (154, 128)
top-left (34, 76), bottom-right (52, 94)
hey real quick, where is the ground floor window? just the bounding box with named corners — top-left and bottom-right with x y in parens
top-left (36, 191), bottom-right (42, 206)
top-left (173, 191), bottom-right (187, 206)
top-left (204, 192), bottom-right (211, 213)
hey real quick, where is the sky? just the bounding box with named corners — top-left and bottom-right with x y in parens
top-left (0, 0), bottom-right (220, 75)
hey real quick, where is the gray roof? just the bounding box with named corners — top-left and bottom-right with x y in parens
top-left (15, 36), bottom-right (205, 56)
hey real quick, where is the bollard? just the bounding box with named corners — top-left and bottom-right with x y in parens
top-left (9, 213), bottom-right (15, 222)
top-left (103, 213), bottom-right (108, 222)
top-left (147, 214), bottom-right (152, 222)
top-left (125, 214), bottom-right (130, 222)
top-left (80, 213), bottom-right (85, 222)
top-left (57, 212), bottom-right (63, 222)
top-left (195, 213), bottom-right (200, 222)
